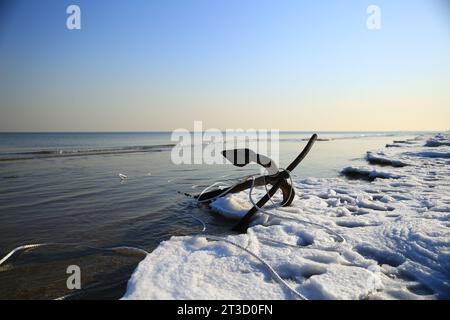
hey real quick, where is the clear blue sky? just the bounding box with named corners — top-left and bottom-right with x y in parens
top-left (0, 0), bottom-right (449, 131)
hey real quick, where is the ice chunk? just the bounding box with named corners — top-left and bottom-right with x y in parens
top-left (341, 166), bottom-right (402, 180)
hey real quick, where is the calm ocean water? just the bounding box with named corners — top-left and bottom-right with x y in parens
top-left (0, 132), bottom-right (423, 299)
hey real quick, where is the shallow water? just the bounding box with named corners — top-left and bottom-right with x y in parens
top-left (0, 132), bottom-right (424, 299)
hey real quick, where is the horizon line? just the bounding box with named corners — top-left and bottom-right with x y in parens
top-left (0, 130), bottom-right (446, 134)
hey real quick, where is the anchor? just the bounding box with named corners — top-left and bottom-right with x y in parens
top-left (194, 134), bottom-right (318, 233)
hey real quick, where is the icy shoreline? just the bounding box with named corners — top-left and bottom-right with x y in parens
top-left (123, 134), bottom-right (450, 300)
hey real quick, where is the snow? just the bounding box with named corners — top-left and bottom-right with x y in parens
top-left (123, 134), bottom-right (450, 300)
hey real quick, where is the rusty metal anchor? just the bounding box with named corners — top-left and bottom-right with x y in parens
top-left (195, 134), bottom-right (318, 232)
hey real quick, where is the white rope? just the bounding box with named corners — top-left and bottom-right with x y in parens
top-left (0, 243), bottom-right (149, 267)
top-left (54, 279), bottom-right (129, 300)
top-left (196, 181), bottom-right (236, 204)
top-left (204, 235), bottom-right (307, 300)
top-left (187, 214), bottom-right (206, 232)
top-left (262, 168), bottom-right (294, 208)
top-left (195, 174), bottom-right (255, 204)
top-left (0, 244), bottom-right (49, 266)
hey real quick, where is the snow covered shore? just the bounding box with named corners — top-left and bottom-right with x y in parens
top-left (123, 134), bottom-right (450, 300)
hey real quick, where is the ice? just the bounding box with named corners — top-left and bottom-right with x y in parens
top-left (366, 151), bottom-right (410, 167)
top-left (209, 194), bottom-right (251, 219)
top-left (123, 134), bottom-right (450, 300)
top-left (425, 134), bottom-right (450, 147)
top-left (407, 151), bottom-right (450, 159)
top-left (341, 166), bottom-right (402, 180)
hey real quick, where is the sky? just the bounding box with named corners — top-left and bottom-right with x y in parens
top-left (0, 0), bottom-right (449, 132)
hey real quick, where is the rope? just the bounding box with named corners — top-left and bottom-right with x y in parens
top-left (196, 181), bottom-right (236, 204)
top-left (0, 243), bottom-right (149, 268)
top-left (0, 244), bottom-right (49, 266)
top-left (203, 235), bottom-right (307, 300)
